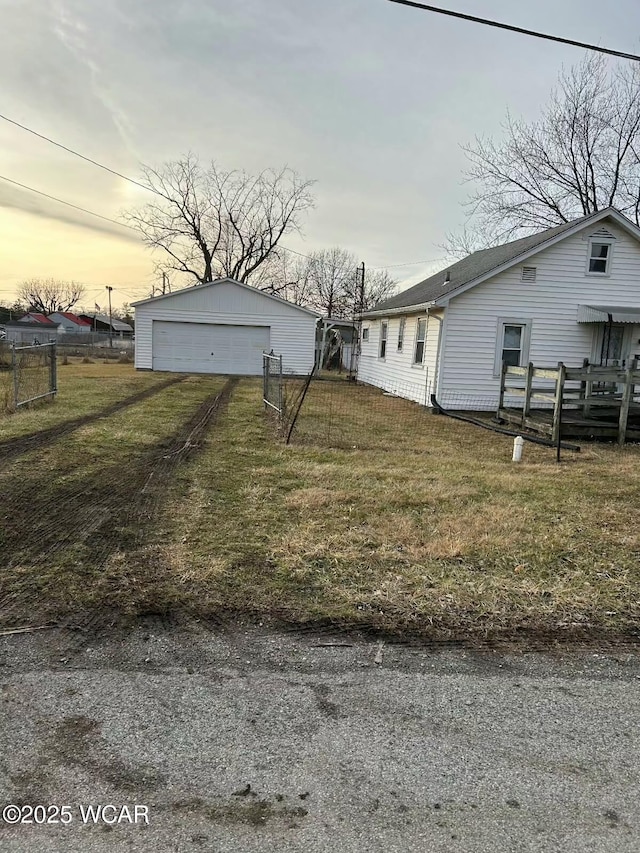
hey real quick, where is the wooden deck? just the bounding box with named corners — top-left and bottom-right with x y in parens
top-left (497, 362), bottom-right (640, 444)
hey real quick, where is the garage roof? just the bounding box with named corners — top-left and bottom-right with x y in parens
top-left (132, 276), bottom-right (321, 317)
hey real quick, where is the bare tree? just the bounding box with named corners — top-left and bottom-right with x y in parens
top-left (446, 55), bottom-right (640, 255)
top-left (18, 279), bottom-right (86, 314)
top-left (251, 250), bottom-right (316, 306)
top-left (344, 267), bottom-right (396, 313)
top-left (304, 248), bottom-right (396, 317)
top-left (124, 154), bottom-right (315, 284)
top-left (113, 302), bottom-right (135, 326)
top-left (306, 247), bottom-right (356, 318)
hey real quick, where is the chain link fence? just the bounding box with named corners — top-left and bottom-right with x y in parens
top-left (262, 352), bottom-right (317, 443)
top-left (0, 342), bottom-right (58, 412)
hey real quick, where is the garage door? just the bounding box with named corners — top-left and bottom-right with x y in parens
top-left (152, 321), bottom-right (270, 374)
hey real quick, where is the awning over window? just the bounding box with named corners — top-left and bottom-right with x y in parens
top-left (577, 304), bottom-right (640, 324)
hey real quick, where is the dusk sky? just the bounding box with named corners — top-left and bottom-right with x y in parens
top-left (1, 0), bottom-right (640, 308)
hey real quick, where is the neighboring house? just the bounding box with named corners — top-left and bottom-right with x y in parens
top-left (48, 312), bottom-right (92, 334)
top-left (358, 207), bottom-right (640, 410)
top-left (78, 313), bottom-right (134, 338)
top-left (5, 315), bottom-right (61, 345)
top-left (132, 277), bottom-right (320, 375)
top-left (18, 312), bottom-right (58, 327)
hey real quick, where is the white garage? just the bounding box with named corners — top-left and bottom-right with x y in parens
top-left (133, 277), bottom-right (319, 376)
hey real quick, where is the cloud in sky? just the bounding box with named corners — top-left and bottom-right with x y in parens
top-left (1, 0), bottom-right (640, 301)
top-left (0, 179), bottom-right (140, 243)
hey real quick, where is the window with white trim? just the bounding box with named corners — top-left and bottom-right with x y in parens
top-left (587, 239), bottom-right (613, 275)
top-left (413, 317), bottom-right (427, 364)
top-left (362, 326), bottom-right (369, 341)
top-left (379, 320), bottom-right (388, 358)
top-left (494, 318), bottom-right (531, 375)
top-left (397, 317), bottom-right (406, 351)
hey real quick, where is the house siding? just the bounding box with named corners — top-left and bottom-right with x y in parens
top-left (134, 281), bottom-right (317, 375)
top-left (438, 221), bottom-right (640, 409)
top-left (357, 312), bottom-right (442, 404)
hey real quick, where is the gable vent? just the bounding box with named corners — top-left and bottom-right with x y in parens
top-left (589, 227), bottom-right (615, 240)
top-left (521, 266), bottom-right (537, 282)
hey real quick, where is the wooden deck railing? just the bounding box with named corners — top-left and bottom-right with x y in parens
top-left (497, 361), bottom-right (640, 445)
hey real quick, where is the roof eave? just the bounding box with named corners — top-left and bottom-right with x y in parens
top-left (433, 207), bottom-right (640, 306)
top-left (132, 276), bottom-right (321, 317)
top-left (361, 301), bottom-right (436, 319)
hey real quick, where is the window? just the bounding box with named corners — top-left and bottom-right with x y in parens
top-left (495, 318), bottom-right (531, 375)
top-left (413, 318), bottom-right (427, 364)
top-left (379, 321), bottom-right (388, 358)
top-left (502, 325), bottom-right (524, 366)
top-left (521, 266), bottom-right (537, 282)
top-left (397, 317), bottom-right (406, 351)
top-left (588, 239), bottom-right (613, 275)
top-left (362, 327), bottom-right (369, 341)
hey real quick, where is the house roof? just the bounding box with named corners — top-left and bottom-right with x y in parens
top-left (53, 312), bottom-right (92, 326)
top-left (131, 276), bottom-right (322, 318)
top-left (19, 313), bottom-right (58, 325)
top-left (80, 313), bottom-right (133, 332)
top-left (363, 208), bottom-right (640, 317)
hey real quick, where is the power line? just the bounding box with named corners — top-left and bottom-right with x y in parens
top-left (0, 114), bottom-right (447, 272)
top-left (0, 112), bottom-right (155, 195)
top-left (385, 0), bottom-right (640, 62)
top-left (0, 174), bottom-right (138, 233)
top-left (0, 111), bottom-right (438, 269)
top-left (371, 257), bottom-right (445, 269)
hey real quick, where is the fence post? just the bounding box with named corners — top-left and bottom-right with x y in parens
top-left (262, 354), bottom-right (267, 410)
top-left (618, 365), bottom-right (633, 447)
top-left (522, 362), bottom-right (534, 426)
top-left (551, 362), bottom-right (566, 446)
top-left (497, 360), bottom-right (507, 417)
top-left (278, 354), bottom-right (283, 420)
top-left (50, 342), bottom-right (58, 396)
top-left (11, 344), bottom-right (18, 410)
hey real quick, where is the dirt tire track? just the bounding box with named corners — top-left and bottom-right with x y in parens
top-left (0, 378), bottom-right (238, 626)
top-left (0, 374), bottom-right (186, 466)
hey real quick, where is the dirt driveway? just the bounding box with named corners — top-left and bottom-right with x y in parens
top-left (0, 373), bottom-right (234, 625)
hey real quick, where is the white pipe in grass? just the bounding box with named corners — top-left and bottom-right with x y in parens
top-left (512, 435), bottom-right (524, 462)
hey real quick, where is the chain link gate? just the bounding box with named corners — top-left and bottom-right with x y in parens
top-left (262, 351), bottom-right (283, 417)
top-left (1, 341), bottom-right (58, 411)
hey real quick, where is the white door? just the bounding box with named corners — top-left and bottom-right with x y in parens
top-left (152, 321), bottom-right (270, 374)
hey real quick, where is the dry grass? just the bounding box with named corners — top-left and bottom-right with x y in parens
top-left (3, 373), bottom-right (640, 642)
top-left (152, 379), bottom-right (640, 641)
top-left (0, 361), bottom-right (168, 441)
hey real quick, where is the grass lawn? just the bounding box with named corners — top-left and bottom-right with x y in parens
top-left (2, 369), bottom-right (640, 642)
top-left (138, 379), bottom-right (640, 641)
top-left (0, 359), bottom-right (168, 441)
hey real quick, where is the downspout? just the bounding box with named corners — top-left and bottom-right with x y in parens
top-left (430, 310), bottom-right (444, 401)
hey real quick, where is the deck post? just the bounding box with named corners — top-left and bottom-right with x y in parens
top-left (497, 360), bottom-right (507, 417)
top-left (618, 366), bottom-right (634, 446)
top-left (522, 362), bottom-right (534, 426)
top-left (551, 362), bottom-right (566, 445)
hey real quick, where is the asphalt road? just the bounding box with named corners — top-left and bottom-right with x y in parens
top-left (1, 621), bottom-right (639, 852)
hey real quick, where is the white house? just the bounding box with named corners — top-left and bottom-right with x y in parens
top-left (132, 277), bottom-right (320, 375)
top-left (48, 312), bottom-right (92, 334)
top-left (358, 207), bottom-right (640, 410)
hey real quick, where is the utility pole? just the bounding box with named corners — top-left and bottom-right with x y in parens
top-left (358, 261), bottom-right (365, 315)
top-left (106, 286), bottom-right (113, 348)
top-left (348, 262), bottom-right (366, 378)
